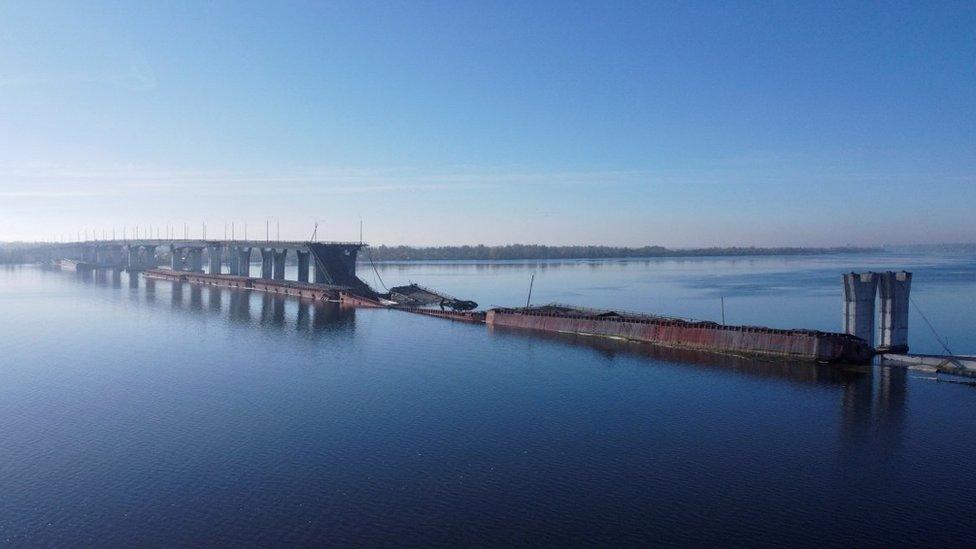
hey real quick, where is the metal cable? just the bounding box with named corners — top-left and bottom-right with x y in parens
top-left (364, 248), bottom-right (389, 292)
top-left (910, 295), bottom-right (952, 355)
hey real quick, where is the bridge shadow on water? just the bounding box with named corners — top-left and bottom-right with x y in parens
top-left (75, 267), bottom-right (356, 336)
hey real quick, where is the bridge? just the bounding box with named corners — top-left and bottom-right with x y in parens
top-left (21, 239), bottom-right (369, 291)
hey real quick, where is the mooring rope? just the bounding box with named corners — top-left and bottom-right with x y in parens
top-left (364, 248), bottom-right (389, 292)
top-left (910, 295), bottom-right (953, 355)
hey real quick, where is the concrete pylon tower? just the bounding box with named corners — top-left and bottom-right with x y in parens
top-left (843, 272), bottom-right (879, 346)
top-left (878, 271), bottom-right (912, 353)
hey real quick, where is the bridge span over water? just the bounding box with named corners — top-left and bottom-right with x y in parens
top-left (25, 240), bottom-right (367, 289)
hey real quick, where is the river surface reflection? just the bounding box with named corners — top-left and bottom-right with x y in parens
top-left (0, 256), bottom-right (974, 545)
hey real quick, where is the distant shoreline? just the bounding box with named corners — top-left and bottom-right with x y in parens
top-left (363, 245), bottom-right (883, 262)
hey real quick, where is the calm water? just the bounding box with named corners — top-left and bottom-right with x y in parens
top-left (1, 253), bottom-right (975, 546)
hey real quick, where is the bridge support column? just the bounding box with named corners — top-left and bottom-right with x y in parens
top-left (260, 248), bottom-right (273, 279)
top-left (228, 247), bottom-right (240, 275)
top-left (208, 245), bottom-right (222, 275)
top-left (314, 262), bottom-right (328, 284)
top-left (170, 246), bottom-right (183, 271)
top-left (188, 248), bottom-right (203, 272)
top-left (296, 250), bottom-right (310, 282)
top-left (143, 246), bottom-right (157, 269)
top-left (843, 272), bottom-right (878, 347)
top-left (126, 247), bottom-right (140, 270)
top-left (237, 247), bottom-right (252, 277)
top-left (273, 249), bottom-right (287, 280)
top-left (878, 271), bottom-right (912, 353)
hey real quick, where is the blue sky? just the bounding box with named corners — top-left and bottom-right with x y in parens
top-left (0, 1), bottom-right (973, 246)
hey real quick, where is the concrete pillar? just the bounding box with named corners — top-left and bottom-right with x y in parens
top-left (878, 271), bottom-right (912, 353)
top-left (260, 248), bottom-right (274, 279)
top-left (170, 246), bottom-right (183, 271)
top-left (228, 247), bottom-right (239, 275)
top-left (237, 247), bottom-right (252, 277)
top-left (188, 248), bottom-right (203, 272)
top-left (296, 250), bottom-right (310, 283)
top-left (143, 246), bottom-right (157, 269)
top-left (273, 249), bottom-right (287, 280)
top-left (843, 272), bottom-right (879, 347)
top-left (314, 262), bottom-right (328, 284)
top-left (126, 247), bottom-right (140, 270)
top-left (208, 245), bottom-right (222, 275)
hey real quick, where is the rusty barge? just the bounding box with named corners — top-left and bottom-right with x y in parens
top-left (486, 305), bottom-right (873, 364)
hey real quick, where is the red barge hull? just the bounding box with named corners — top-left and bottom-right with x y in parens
top-left (486, 307), bottom-right (873, 364)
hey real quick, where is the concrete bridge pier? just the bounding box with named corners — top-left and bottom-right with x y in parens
top-left (296, 250), bottom-right (310, 282)
top-left (273, 249), bottom-right (287, 280)
top-left (878, 271), bottom-right (912, 353)
top-left (260, 248), bottom-right (274, 279)
top-left (143, 246), bottom-right (157, 269)
top-left (208, 245), bottom-right (222, 275)
top-left (188, 248), bottom-right (203, 272)
top-left (228, 247), bottom-right (240, 275)
top-left (843, 272), bottom-right (879, 347)
top-left (126, 246), bottom-right (140, 270)
top-left (237, 247), bottom-right (252, 277)
top-left (170, 246), bottom-right (184, 271)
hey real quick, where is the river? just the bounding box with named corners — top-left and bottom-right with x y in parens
top-left (1, 252), bottom-right (974, 545)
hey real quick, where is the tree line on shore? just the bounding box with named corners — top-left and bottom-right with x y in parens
top-left (363, 244), bottom-right (881, 262)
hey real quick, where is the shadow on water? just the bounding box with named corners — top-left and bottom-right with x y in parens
top-left (488, 324), bottom-right (870, 384)
top-left (70, 268), bottom-right (355, 336)
top-left (488, 323), bottom-right (907, 455)
top-left (838, 363), bottom-right (907, 479)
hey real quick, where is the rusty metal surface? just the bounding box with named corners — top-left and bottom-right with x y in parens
top-left (339, 292), bottom-right (386, 308)
top-left (395, 307), bottom-right (486, 323)
top-left (486, 308), bottom-right (872, 363)
top-left (385, 283), bottom-right (478, 311)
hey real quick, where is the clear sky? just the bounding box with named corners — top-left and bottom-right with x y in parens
top-left (0, 1), bottom-right (973, 246)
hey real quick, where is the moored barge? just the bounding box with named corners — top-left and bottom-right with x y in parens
top-left (486, 305), bottom-right (873, 364)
